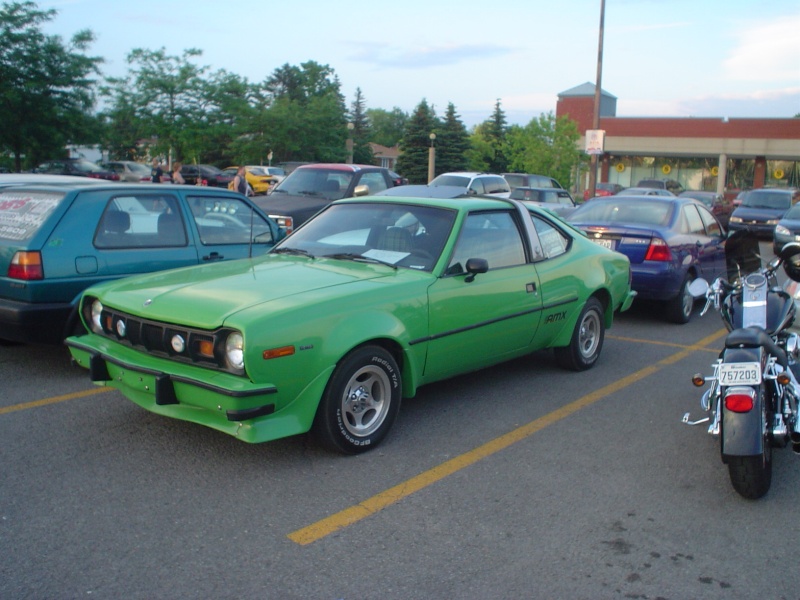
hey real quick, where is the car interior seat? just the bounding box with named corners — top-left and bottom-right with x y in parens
top-left (375, 226), bottom-right (412, 252)
top-left (157, 212), bottom-right (185, 245)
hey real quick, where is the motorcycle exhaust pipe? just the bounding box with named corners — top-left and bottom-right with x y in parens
top-left (790, 420), bottom-right (800, 454)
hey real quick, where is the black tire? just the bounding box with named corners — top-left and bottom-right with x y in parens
top-left (312, 345), bottom-right (402, 454)
top-left (728, 453), bottom-right (772, 499)
top-left (665, 274), bottom-right (694, 324)
top-left (554, 297), bottom-right (604, 371)
top-left (726, 386), bottom-right (773, 499)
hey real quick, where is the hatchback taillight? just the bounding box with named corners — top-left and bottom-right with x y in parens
top-left (8, 251), bottom-right (44, 280)
top-left (644, 238), bottom-right (672, 261)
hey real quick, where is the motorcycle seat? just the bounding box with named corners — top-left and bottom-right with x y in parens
top-left (725, 326), bottom-right (788, 368)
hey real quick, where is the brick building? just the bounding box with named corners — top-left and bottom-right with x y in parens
top-left (556, 82), bottom-right (800, 196)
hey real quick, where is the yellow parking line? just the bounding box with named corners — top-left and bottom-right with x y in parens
top-left (0, 386), bottom-right (112, 415)
top-left (288, 327), bottom-right (728, 546)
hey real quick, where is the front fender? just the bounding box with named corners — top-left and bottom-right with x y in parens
top-left (720, 346), bottom-right (765, 458)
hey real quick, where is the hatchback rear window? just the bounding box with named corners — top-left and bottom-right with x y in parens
top-left (0, 191), bottom-right (65, 241)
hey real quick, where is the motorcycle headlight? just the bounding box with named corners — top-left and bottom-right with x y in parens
top-left (224, 331), bottom-right (245, 374)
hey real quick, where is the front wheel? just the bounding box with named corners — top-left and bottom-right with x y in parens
top-left (554, 297), bottom-right (604, 371)
top-left (312, 345), bottom-right (402, 454)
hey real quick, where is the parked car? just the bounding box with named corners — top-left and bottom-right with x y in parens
top-left (101, 161), bottom-right (152, 183)
top-left (568, 194), bottom-right (726, 324)
top-left (728, 188), bottom-right (800, 237)
top-left (637, 178), bottom-right (683, 195)
top-left (35, 158), bottom-right (119, 181)
top-left (679, 190), bottom-right (734, 228)
top-left (66, 194), bottom-right (635, 453)
top-left (0, 183), bottom-right (283, 344)
top-left (389, 170), bottom-right (409, 186)
top-left (257, 166), bottom-right (287, 185)
top-left (220, 166), bottom-right (274, 195)
top-left (429, 172), bottom-right (510, 197)
top-left (616, 187), bottom-right (675, 197)
top-left (583, 182), bottom-right (624, 201)
top-left (510, 187), bottom-right (577, 217)
top-left (772, 203), bottom-right (800, 254)
top-left (503, 173), bottom-right (563, 191)
top-left (179, 164), bottom-right (234, 188)
top-left (254, 163), bottom-right (394, 232)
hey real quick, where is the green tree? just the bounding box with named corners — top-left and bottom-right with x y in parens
top-left (483, 99), bottom-right (509, 173)
top-left (506, 112), bottom-right (581, 188)
top-left (436, 103), bottom-right (470, 174)
top-left (348, 87), bottom-right (373, 165)
top-left (366, 107), bottom-right (408, 148)
top-left (396, 99), bottom-right (440, 184)
top-left (0, 1), bottom-right (103, 170)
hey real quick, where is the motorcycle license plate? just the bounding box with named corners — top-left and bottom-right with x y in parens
top-left (718, 362), bottom-right (761, 385)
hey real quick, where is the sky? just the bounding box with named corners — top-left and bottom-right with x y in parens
top-left (39, 0), bottom-right (800, 128)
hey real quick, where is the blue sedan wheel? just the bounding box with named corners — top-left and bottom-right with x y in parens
top-left (313, 345), bottom-right (402, 454)
top-left (666, 274), bottom-right (694, 324)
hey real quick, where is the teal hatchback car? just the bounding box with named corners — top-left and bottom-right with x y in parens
top-left (0, 182), bottom-right (282, 344)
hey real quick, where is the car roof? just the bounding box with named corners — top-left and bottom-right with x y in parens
top-left (336, 193), bottom-right (517, 213)
top-left (376, 185), bottom-right (472, 198)
top-left (0, 174), bottom-right (108, 186)
top-left (296, 163), bottom-right (384, 172)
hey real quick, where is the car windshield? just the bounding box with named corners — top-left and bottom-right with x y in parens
top-left (0, 189), bottom-right (65, 241)
top-left (126, 163), bottom-right (150, 175)
top-left (742, 191), bottom-right (791, 210)
top-left (570, 198), bottom-right (673, 226)
top-left (781, 204), bottom-right (800, 220)
top-left (272, 202), bottom-right (457, 272)
top-left (430, 175), bottom-right (471, 187)
top-left (201, 165), bottom-right (223, 175)
top-left (272, 168), bottom-right (353, 200)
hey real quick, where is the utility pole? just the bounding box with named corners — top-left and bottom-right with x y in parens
top-left (587, 0), bottom-right (606, 200)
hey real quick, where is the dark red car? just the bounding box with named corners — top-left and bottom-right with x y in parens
top-left (583, 182), bottom-right (624, 201)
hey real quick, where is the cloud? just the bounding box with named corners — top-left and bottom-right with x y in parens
top-left (723, 14), bottom-right (800, 83)
top-left (348, 42), bottom-right (515, 69)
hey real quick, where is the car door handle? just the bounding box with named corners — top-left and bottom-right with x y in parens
top-left (203, 252), bottom-right (224, 261)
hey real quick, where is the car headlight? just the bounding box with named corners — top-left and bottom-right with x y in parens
top-left (90, 299), bottom-right (103, 334)
top-left (767, 219), bottom-right (780, 225)
top-left (775, 225), bottom-right (790, 236)
top-left (225, 331), bottom-right (245, 373)
top-left (729, 216), bottom-right (742, 223)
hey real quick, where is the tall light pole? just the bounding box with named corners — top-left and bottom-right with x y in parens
top-left (346, 122), bottom-right (354, 164)
top-left (427, 133), bottom-right (436, 183)
top-left (587, 0), bottom-right (606, 199)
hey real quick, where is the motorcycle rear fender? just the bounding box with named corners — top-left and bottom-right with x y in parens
top-left (720, 346), bottom-right (765, 459)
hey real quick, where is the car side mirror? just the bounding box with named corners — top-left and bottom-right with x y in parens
top-left (353, 184), bottom-right (369, 197)
top-left (464, 258), bottom-right (489, 282)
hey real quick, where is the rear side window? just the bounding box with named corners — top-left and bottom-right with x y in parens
top-left (95, 194), bottom-right (187, 248)
top-left (188, 195), bottom-right (274, 246)
top-left (358, 172), bottom-right (389, 194)
top-left (0, 191), bottom-right (64, 241)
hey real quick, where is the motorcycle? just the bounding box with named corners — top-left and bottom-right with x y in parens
top-left (683, 231), bottom-right (800, 499)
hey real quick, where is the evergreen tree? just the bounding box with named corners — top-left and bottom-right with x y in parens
top-left (396, 99), bottom-right (440, 184)
top-left (483, 99), bottom-right (509, 173)
top-left (436, 103), bottom-right (470, 174)
top-left (347, 87), bottom-right (373, 165)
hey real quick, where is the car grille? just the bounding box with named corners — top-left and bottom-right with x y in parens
top-left (92, 304), bottom-right (231, 371)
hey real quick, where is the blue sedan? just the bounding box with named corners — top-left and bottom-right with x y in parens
top-left (567, 195), bottom-right (726, 323)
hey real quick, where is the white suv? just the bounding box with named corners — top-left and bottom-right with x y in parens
top-left (429, 172), bottom-right (510, 197)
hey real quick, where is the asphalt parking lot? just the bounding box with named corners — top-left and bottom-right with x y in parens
top-left (2, 277), bottom-right (800, 598)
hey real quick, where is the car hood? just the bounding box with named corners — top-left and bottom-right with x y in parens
top-left (732, 206), bottom-right (787, 219)
top-left (91, 255), bottom-right (396, 328)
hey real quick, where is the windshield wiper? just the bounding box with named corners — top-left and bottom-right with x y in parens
top-left (325, 252), bottom-right (398, 269)
top-left (272, 247), bottom-right (315, 258)
top-left (296, 190), bottom-right (321, 197)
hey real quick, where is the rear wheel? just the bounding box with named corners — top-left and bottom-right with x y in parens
top-left (554, 297), bottom-right (604, 371)
top-left (726, 386), bottom-right (773, 499)
top-left (665, 274), bottom-right (694, 324)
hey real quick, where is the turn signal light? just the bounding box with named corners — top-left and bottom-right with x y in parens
top-left (262, 346), bottom-right (295, 360)
top-left (725, 392), bottom-right (754, 413)
top-left (691, 374), bottom-right (706, 387)
top-left (8, 251), bottom-right (43, 280)
top-left (778, 372), bottom-right (791, 385)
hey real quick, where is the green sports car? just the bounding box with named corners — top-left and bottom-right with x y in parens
top-left (67, 195), bottom-right (635, 453)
